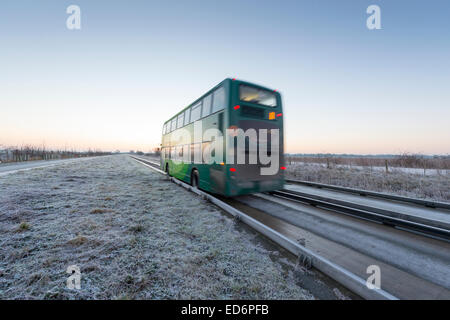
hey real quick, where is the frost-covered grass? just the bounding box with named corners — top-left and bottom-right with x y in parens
top-left (286, 162), bottom-right (450, 202)
top-left (0, 155), bottom-right (317, 300)
top-left (140, 154), bottom-right (449, 202)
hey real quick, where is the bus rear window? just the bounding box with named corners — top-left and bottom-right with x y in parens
top-left (240, 85), bottom-right (277, 107)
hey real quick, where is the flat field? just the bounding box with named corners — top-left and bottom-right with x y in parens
top-left (0, 155), bottom-right (345, 299)
top-left (286, 161), bottom-right (449, 202)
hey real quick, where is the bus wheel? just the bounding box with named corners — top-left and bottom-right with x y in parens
top-left (191, 170), bottom-right (199, 188)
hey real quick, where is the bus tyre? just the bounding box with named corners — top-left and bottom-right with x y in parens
top-left (191, 170), bottom-right (199, 188)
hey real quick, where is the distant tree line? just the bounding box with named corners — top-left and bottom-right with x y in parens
top-left (0, 145), bottom-right (111, 163)
top-left (133, 147), bottom-right (161, 157)
top-left (286, 153), bottom-right (450, 171)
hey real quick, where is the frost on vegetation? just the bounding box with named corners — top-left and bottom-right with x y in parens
top-left (287, 162), bottom-right (449, 202)
top-left (0, 155), bottom-right (314, 300)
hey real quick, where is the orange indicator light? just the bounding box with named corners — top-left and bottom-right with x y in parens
top-left (268, 112), bottom-right (276, 120)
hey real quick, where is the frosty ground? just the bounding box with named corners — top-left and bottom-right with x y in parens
top-left (0, 155), bottom-right (346, 299)
top-left (286, 162), bottom-right (449, 202)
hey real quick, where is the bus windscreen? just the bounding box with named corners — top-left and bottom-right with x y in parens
top-left (239, 85), bottom-right (277, 107)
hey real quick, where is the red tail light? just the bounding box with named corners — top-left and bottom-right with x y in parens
top-left (230, 168), bottom-right (236, 172)
top-left (276, 113), bottom-right (282, 117)
top-left (234, 105), bottom-right (240, 110)
top-left (280, 166), bottom-right (286, 170)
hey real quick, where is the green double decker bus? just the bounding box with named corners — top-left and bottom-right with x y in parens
top-left (161, 78), bottom-right (285, 197)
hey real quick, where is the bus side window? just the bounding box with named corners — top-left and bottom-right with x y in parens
top-left (171, 119), bottom-right (177, 132)
top-left (184, 108), bottom-right (191, 126)
top-left (202, 141), bottom-right (211, 164)
top-left (178, 145), bottom-right (183, 158)
top-left (211, 86), bottom-right (225, 113)
top-left (191, 143), bottom-right (201, 164)
top-left (190, 102), bottom-right (202, 122)
top-left (202, 94), bottom-right (212, 118)
top-left (183, 144), bottom-right (190, 163)
top-left (218, 112), bottom-right (223, 132)
top-left (177, 113), bottom-right (184, 128)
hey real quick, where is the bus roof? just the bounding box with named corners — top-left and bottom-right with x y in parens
top-left (163, 78), bottom-right (279, 125)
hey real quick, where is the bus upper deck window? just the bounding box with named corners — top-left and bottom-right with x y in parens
top-left (202, 94), bottom-right (212, 117)
top-left (177, 113), bottom-right (184, 128)
top-left (171, 119), bottom-right (177, 131)
top-left (190, 102), bottom-right (202, 122)
top-left (212, 86), bottom-right (225, 113)
top-left (184, 108), bottom-right (191, 126)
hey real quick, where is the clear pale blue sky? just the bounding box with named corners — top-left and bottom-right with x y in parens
top-left (1, 0), bottom-right (449, 154)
